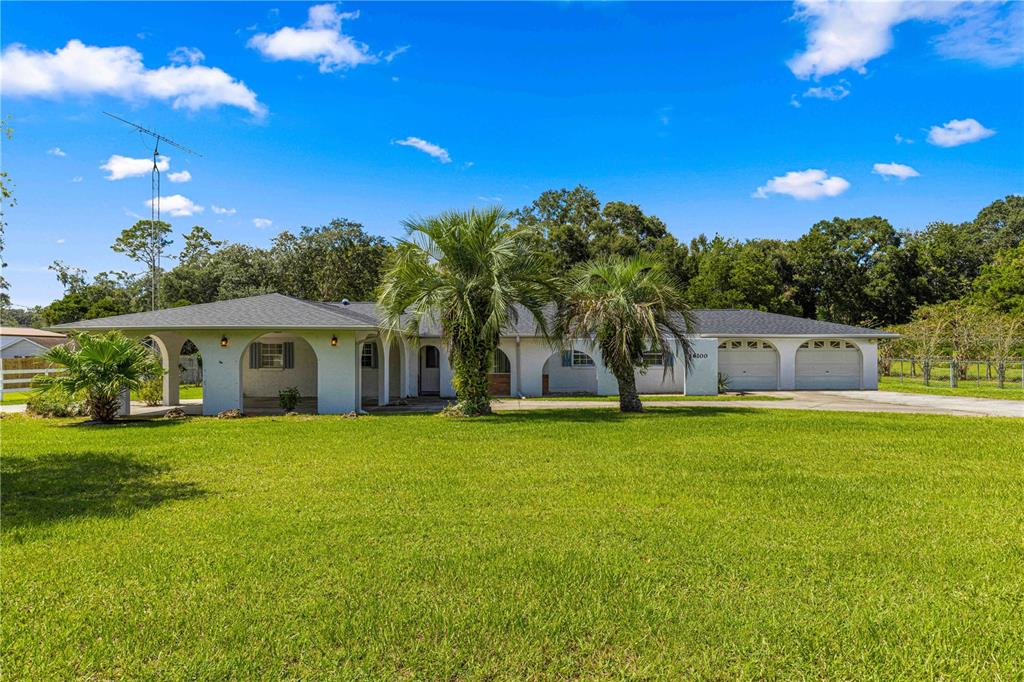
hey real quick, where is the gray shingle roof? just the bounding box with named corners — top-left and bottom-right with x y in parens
top-left (52, 293), bottom-right (379, 331)
top-left (53, 294), bottom-right (896, 338)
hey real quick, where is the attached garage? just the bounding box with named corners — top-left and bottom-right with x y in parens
top-left (717, 340), bottom-right (779, 391)
top-left (795, 340), bottom-right (862, 390)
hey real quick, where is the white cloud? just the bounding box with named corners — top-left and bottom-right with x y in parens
top-left (393, 136), bottom-right (451, 163)
top-left (56, 238), bottom-right (66, 244)
top-left (71, 176), bottom-right (83, 183)
top-left (168, 46), bottom-right (205, 66)
top-left (167, 170), bottom-right (192, 183)
top-left (802, 82), bottom-right (849, 101)
top-left (477, 196), bottom-right (503, 203)
top-left (788, 1), bottom-right (973, 79)
top-left (753, 169), bottom-right (850, 200)
top-left (0, 39), bottom-right (265, 116)
top-left (47, 146), bottom-right (66, 157)
top-left (248, 4), bottom-right (375, 73)
top-left (894, 134), bottom-right (913, 145)
top-left (927, 118), bottom-right (995, 147)
top-left (873, 162), bottom-right (920, 180)
top-left (253, 217), bottom-right (273, 228)
top-left (932, 2), bottom-right (1023, 67)
top-left (101, 154), bottom-right (169, 180)
top-left (383, 45), bottom-right (410, 63)
top-left (212, 205), bottom-right (237, 215)
top-left (146, 194), bottom-right (203, 217)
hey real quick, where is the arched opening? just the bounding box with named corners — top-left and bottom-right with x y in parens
top-left (488, 347), bottom-right (512, 397)
top-left (542, 349), bottom-right (597, 396)
top-left (419, 344), bottom-right (442, 396)
top-left (359, 337), bottom-right (404, 409)
top-left (241, 332), bottom-right (318, 414)
top-left (717, 339), bottom-right (779, 391)
top-left (795, 339), bottom-right (863, 390)
top-left (138, 334), bottom-right (204, 414)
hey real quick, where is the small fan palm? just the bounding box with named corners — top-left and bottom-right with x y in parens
top-left (35, 331), bottom-right (164, 422)
top-left (378, 207), bottom-right (553, 415)
top-left (555, 254), bottom-right (695, 412)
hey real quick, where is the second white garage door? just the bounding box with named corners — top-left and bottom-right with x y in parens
top-left (795, 340), bottom-right (861, 389)
top-left (717, 340), bottom-right (779, 391)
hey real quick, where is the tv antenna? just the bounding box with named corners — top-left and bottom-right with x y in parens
top-left (104, 112), bottom-right (202, 310)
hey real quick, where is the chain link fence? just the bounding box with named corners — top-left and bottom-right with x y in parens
top-left (882, 358), bottom-right (1024, 391)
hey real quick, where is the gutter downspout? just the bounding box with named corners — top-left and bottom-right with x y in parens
top-left (515, 335), bottom-right (522, 398)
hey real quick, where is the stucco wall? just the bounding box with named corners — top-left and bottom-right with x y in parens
top-left (542, 352), bottom-right (598, 394)
top-left (241, 334), bottom-right (318, 398)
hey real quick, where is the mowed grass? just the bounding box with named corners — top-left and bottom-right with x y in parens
top-left (2, 409), bottom-right (1022, 679)
top-left (520, 393), bottom-right (787, 402)
top-left (879, 376), bottom-right (1024, 400)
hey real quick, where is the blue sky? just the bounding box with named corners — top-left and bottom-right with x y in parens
top-left (2, 1), bottom-right (1022, 306)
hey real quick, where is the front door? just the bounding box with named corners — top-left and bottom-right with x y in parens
top-left (420, 346), bottom-right (440, 394)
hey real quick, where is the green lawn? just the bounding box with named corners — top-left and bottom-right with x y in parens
top-left (522, 393), bottom-right (787, 402)
top-left (1, 392), bottom-right (31, 405)
top-left (3, 409), bottom-right (1022, 679)
top-left (879, 376), bottom-right (1024, 400)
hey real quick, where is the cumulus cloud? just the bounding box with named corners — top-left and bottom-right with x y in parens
top-left (873, 162), bottom-right (920, 180)
top-left (167, 170), bottom-right (192, 183)
top-left (253, 217), bottom-right (273, 228)
top-left (47, 147), bottom-right (66, 157)
top-left (0, 39), bottom-right (265, 116)
top-left (212, 205), bottom-right (237, 215)
top-left (248, 4), bottom-right (375, 73)
top-left (927, 118), bottom-right (995, 147)
top-left (894, 134), bottom-right (913, 145)
top-left (753, 169), bottom-right (850, 200)
top-left (787, 1), bottom-right (1021, 79)
top-left (101, 154), bottom-right (169, 180)
top-left (146, 194), bottom-right (203, 217)
top-left (393, 136), bottom-right (451, 163)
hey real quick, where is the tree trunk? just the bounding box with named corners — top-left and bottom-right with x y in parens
top-left (89, 393), bottom-right (120, 422)
top-left (922, 359), bottom-right (931, 386)
top-left (997, 361), bottom-right (1006, 389)
top-left (612, 365), bottom-right (643, 413)
top-left (448, 333), bottom-right (492, 416)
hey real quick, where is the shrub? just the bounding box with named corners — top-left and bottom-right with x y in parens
top-left (138, 377), bottom-right (163, 406)
top-left (717, 372), bottom-right (732, 393)
top-left (279, 387), bottom-right (301, 412)
top-left (25, 389), bottom-right (86, 418)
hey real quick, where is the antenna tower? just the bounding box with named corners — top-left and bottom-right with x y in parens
top-left (104, 112), bottom-right (202, 310)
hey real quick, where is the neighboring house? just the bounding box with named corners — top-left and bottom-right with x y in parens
top-left (54, 293), bottom-right (898, 415)
top-left (0, 327), bottom-right (67, 358)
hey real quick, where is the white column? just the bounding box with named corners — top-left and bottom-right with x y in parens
top-left (683, 337), bottom-right (719, 395)
top-left (151, 332), bottom-right (185, 406)
top-left (354, 334), bottom-right (365, 412)
top-left (773, 338), bottom-right (803, 390)
top-left (439, 344), bottom-right (455, 398)
top-left (190, 332), bottom-right (256, 415)
top-left (306, 330), bottom-right (358, 414)
top-left (404, 338), bottom-right (418, 398)
top-left (379, 338), bottom-right (391, 407)
top-left (516, 339), bottom-right (547, 397)
top-left (593, 346), bottom-right (619, 396)
top-left (853, 339), bottom-right (878, 390)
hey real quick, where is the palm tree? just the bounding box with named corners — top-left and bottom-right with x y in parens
top-left (35, 331), bottom-right (164, 422)
top-left (377, 207), bottom-right (553, 416)
top-left (555, 254), bottom-right (695, 412)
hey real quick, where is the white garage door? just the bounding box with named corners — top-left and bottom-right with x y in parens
top-left (796, 340), bottom-right (861, 390)
top-left (717, 340), bottom-right (779, 391)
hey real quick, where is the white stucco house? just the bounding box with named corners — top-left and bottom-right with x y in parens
top-left (54, 293), bottom-right (897, 415)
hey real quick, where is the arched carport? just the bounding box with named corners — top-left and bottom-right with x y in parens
top-left (542, 349), bottom-right (597, 395)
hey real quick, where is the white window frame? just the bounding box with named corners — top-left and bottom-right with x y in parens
top-left (260, 342), bottom-right (285, 369)
top-left (361, 342), bottom-right (378, 369)
top-left (571, 350), bottom-right (595, 368)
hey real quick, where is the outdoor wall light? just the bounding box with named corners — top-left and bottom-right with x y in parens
top-left (330, 335), bottom-right (338, 347)
top-left (220, 335), bottom-right (229, 348)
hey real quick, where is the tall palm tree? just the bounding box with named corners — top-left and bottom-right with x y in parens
top-left (35, 331), bottom-right (164, 422)
top-left (377, 207), bottom-right (553, 416)
top-left (555, 254), bottom-right (695, 412)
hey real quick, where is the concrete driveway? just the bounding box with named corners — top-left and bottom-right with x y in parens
top-left (493, 391), bottom-right (1024, 418)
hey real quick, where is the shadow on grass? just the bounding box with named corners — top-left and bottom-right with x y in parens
top-left (1, 452), bottom-right (206, 529)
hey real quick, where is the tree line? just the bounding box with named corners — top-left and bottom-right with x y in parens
top-left (3, 188), bottom-right (1021, 331)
